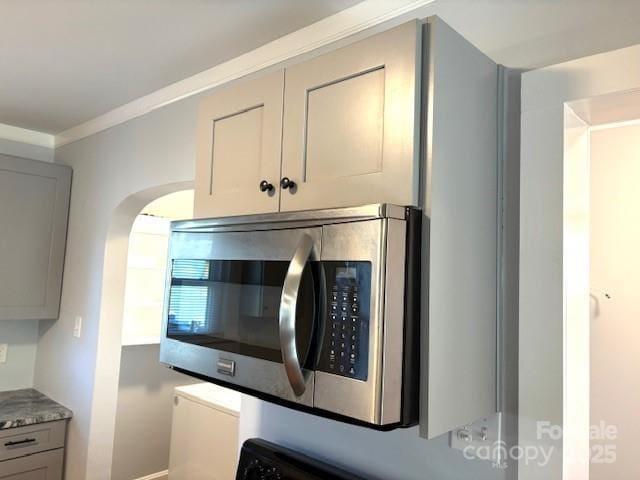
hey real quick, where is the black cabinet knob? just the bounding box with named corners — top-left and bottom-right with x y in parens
top-left (259, 180), bottom-right (274, 192)
top-left (280, 177), bottom-right (296, 190)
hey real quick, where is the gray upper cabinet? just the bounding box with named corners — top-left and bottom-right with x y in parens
top-left (194, 21), bottom-right (421, 218)
top-left (194, 70), bottom-right (284, 218)
top-left (280, 21), bottom-right (421, 212)
top-left (0, 155), bottom-right (71, 321)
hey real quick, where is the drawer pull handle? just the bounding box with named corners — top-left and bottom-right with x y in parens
top-left (5, 438), bottom-right (37, 447)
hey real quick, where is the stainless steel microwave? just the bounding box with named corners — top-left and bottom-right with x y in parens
top-left (160, 204), bottom-right (421, 429)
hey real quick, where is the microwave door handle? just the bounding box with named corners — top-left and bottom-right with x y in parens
top-left (279, 233), bottom-right (314, 397)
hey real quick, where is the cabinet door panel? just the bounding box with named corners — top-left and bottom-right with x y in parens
top-left (0, 448), bottom-right (63, 480)
top-left (281, 21), bottom-right (421, 211)
top-left (195, 70), bottom-right (284, 218)
top-left (306, 68), bottom-right (384, 180)
top-left (169, 393), bottom-right (238, 480)
top-left (0, 155), bottom-right (71, 320)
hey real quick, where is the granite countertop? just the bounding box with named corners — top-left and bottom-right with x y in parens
top-left (0, 388), bottom-right (73, 430)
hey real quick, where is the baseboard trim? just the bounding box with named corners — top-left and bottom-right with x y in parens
top-left (134, 470), bottom-right (169, 480)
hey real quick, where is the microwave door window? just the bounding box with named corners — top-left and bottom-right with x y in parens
top-left (166, 259), bottom-right (211, 334)
top-left (166, 259), bottom-right (316, 365)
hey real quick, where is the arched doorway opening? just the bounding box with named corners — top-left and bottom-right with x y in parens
top-left (111, 189), bottom-right (195, 480)
top-left (87, 182), bottom-right (194, 479)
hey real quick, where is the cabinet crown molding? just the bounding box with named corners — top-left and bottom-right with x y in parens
top-left (54, 0), bottom-right (433, 148)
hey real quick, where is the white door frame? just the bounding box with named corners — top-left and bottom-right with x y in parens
top-left (520, 44), bottom-right (640, 480)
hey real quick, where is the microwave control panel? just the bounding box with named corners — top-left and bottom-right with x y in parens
top-left (318, 262), bottom-right (371, 381)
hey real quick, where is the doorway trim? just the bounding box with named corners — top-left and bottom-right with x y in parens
top-left (520, 43), bottom-right (640, 480)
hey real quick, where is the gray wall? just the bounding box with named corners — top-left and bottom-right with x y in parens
top-left (0, 320), bottom-right (38, 391)
top-left (243, 396), bottom-right (514, 480)
top-left (111, 345), bottom-right (194, 480)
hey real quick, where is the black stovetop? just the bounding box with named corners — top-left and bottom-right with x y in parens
top-left (236, 438), bottom-right (367, 480)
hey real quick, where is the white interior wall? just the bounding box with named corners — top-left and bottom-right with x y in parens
top-left (590, 124), bottom-right (640, 480)
top-left (520, 43), bottom-right (640, 480)
top-left (141, 189), bottom-right (194, 219)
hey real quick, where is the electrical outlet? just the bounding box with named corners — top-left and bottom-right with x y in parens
top-left (450, 412), bottom-right (503, 467)
top-left (0, 344), bottom-right (8, 363)
top-left (73, 316), bottom-right (82, 338)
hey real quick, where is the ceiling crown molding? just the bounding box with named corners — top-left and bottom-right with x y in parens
top-left (54, 0), bottom-right (433, 148)
top-left (0, 123), bottom-right (54, 149)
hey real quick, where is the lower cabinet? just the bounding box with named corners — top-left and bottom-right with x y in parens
top-left (0, 449), bottom-right (63, 480)
top-left (0, 421), bottom-right (67, 480)
top-left (169, 384), bottom-right (241, 480)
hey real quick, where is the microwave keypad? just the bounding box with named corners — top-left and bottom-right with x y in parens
top-left (329, 285), bottom-right (359, 375)
top-left (319, 262), bottom-right (370, 381)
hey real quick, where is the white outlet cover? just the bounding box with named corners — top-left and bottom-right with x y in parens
top-left (73, 316), bottom-right (82, 338)
top-left (450, 412), bottom-right (503, 467)
top-left (0, 343), bottom-right (8, 363)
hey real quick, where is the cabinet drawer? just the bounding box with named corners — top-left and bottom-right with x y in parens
top-left (0, 448), bottom-right (63, 480)
top-left (0, 422), bottom-right (66, 462)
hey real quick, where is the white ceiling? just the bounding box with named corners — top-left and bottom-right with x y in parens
top-left (3, 0), bottom-right (640, 136)
top-left (432, 0), bottom-right (640, 72)
top-left (0, 0), bottom-right (362, 133)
